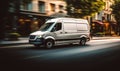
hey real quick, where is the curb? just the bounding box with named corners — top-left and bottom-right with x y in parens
top-left (0, 37), bottom-right (120, 47)
top-left (0, 37), bottom-right (29, 47)
top-left (92, 37), bottom-right (110, 40)
top-left (0, 42), bottom-right (29, 47)
top-left (92, 36), bottom-right (120, 40)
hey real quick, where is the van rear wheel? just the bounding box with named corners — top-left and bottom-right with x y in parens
top-left (79, 38), bottom-right (86, 46)
top-left (45, 40), bottom-right (54, 48)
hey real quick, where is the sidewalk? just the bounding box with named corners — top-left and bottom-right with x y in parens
top-left (0, 36), bottom-right (120, 47)
top-left (0, 37), bottom-right (29, 47)
top-left (92, 36), bottom-right (120, 40)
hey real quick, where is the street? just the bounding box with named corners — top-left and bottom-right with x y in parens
top-left (1, 0), bottom-right (120, 71)
top-left (0, 38), bottom-right (120, 71)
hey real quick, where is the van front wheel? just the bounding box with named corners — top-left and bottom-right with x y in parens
top-left (45, 40), bottom-right (54, 48)
top-left (79, 38), bottom-right (86, 46)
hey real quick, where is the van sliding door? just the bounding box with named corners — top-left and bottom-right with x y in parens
top-left (62, 22), bottom-right (79, 41)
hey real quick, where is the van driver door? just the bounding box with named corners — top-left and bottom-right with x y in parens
top-left (51, 22), bottom-right (64, 43)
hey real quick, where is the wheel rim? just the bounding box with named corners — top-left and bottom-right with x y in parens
top-left (46, 41), bottom-right (53, 48)
top-left (80, 39), bottom-right (86, 45)
top-left (81, 40), bottom-right (85, 45)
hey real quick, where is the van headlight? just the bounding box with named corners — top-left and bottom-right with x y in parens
top-left (37, 35), bottom-right (42, 38)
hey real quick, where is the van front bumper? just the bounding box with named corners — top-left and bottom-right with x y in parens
top-left (29, 38), bottom-right (44, 45)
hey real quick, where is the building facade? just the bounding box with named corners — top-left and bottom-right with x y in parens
top-left (13, 0), bottom-right (67, 36)
top-left (20, 0), bottom-right (67, 16)
top-left (91, 0), bottom-right (116, 36)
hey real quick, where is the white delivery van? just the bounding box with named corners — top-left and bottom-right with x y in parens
top-left (29, 18), bottom-right (90, 48)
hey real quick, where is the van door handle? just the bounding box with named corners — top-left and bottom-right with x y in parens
top-left (65, 32), bottom-right (67, 33)
top-left (60, 32), bottom-right (62, 34)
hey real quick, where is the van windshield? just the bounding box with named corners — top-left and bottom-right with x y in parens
top-left (39, 22), bottom-right (54, 31)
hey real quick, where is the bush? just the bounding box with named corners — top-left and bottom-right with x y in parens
top-left (6, 33), bottom-right (21, 40)
top-left (94, 32), bottom-right (105, 37)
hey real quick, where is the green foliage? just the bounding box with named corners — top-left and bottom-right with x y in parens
top-left (9, 33), bottom-right (21, 37)
top-left (111, 0), bottom-right (120, 25)
top-left (7, 32), bottom-right (21, 40)
top-left (65, 0), bottom-right (105, 18)
top-left (95, 32), bottom-right (105, 36)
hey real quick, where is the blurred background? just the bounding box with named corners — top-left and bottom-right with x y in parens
top-left (0, 0), bottom-right (119, 40)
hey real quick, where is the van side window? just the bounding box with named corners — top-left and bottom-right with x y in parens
top-left (56, 23), bottom-right (62, 31)
top-left (51, 23), bottom-right (62, 32)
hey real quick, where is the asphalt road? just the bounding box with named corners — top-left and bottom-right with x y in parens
top-left (0, 39), bottom-right (120, 71)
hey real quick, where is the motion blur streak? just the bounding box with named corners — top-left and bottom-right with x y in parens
top-left (24, 39), bottom-right (120, 60)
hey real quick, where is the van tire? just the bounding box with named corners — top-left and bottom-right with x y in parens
top-left (79, 38), bottom-right (86, 46)
top-left (45, 40), bottom-right (54, 48)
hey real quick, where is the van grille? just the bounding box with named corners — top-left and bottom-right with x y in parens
top-left (29, 35), bottom-right (36, 39)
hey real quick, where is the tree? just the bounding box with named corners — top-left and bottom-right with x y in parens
top-left (111, 0), bottom-right (120, 35)
top-left (65, 0), bottom-right (105, 18)
top-left (112, 0), bottom-right (120, 23)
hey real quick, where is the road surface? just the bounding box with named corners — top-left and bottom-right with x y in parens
top-left (0, 38), bottom-right (120, 71)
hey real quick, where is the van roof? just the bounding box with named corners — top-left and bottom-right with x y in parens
top-left (46, 17), bottom-right (88, 23)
